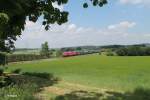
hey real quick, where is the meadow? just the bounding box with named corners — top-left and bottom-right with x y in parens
top-left (6, 54), bottom-right (150, 92)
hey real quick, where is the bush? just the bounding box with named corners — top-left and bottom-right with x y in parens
top-left (0, 76), bottom-right (5, 87)
top-left (0, 72), bottom-right (59, 100)
top-left (55, 91), bottom-right (102, 100)
top-left (0, 83), bottom-right (37, 100)
top-left (0, 76), bottom-right (12, 88)
top-left (0, 68), bottom-right (4, 76)
top-left (106, 52), bottom-right (114, 56)
top-left (99, 52), bottom-right (101, 55)
top-left (116, 48), bottom-right (128, 56)
top-left (7, 54), bottom-right (49, 63)
top-left (56, 50), bottom-right (62, 57)
top-left (11, 69), bottom-right (21, 74)
top-left (0, 52), bottom-right (7, 65)
top-left (116, 47), bottom-right (150, 56)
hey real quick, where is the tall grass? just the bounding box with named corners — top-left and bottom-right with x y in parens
top-left (0, 72), bottom-right (58, 100)
top-left (0, 83), bottom-right (38, 100)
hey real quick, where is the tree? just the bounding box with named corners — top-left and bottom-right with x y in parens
top-left (144, 47), bottom-right (150, 55)
top-left (127, 46), bottom-right (141, 56)
top-left (0, 0), bottom-right (107, 52)
top-left (40, 41), bottom-right (50, 57)
top-left (116, 48), bottom-right (128, 56)
top-left (116, 46), bottom-right (150, 56)
top-left (76, 47), bottom-right (82, 51)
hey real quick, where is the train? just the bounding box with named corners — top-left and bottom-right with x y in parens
top-left (63, 51), bottom-right (80, 57)
top-left (62, 51), bottom-right (99, 57)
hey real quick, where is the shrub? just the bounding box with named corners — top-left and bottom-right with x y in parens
top-left (22, 72), bottom-right (57, 80)
top-left (105, 51), bottom-right (115, 56)
top-left (116, 48), bottom-right (128, 56)
top-left (0, 68), bottom-right (4, 76)
top-left (55, 91), bottom-right (102, 100)
top-left (99, 52), bottom-right (101, 55)
top-left (0, 76), bottom-right (12, 88)
top-left (0, 76), bottom-right (5, 87)
top-left (116, 47), bottom-right (150, 56)
top-left (0, 52), bottom-right (7, 65)
top-left (56, 50), bottom-right (62, 57)
top-left (0, 83), bottom-right (37, 100)
top-left (11, 69), bottom-right (21, 74)
top-left (7, 54), bottom-right (49, 63)
top-left (0, 71), bottom-right (60, 99)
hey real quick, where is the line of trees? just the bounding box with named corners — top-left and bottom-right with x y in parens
top-left (7, 42), bottom-right (52, 62)
top-left (0, 42), bottom-right (53, 64)
top-left (7, 54), bottom-right (49, 63)
top-left (116, 46), bottom-right (150, 56)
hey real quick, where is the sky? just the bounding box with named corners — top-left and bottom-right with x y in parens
top-left (15, 0), bottom-right (150, 48)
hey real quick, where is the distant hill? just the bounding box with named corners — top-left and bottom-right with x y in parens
top-left (14, 43), bottom-right (150, 53)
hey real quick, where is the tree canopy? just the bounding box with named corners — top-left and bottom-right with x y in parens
top-left (0, 0), bottom-right (107, 52)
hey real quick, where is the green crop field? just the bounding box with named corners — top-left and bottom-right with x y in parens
top-left (6, 54), bottom-right (150, 92)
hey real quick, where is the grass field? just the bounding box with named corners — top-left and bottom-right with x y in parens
top-left (6, 54), bottom-right (150, 93)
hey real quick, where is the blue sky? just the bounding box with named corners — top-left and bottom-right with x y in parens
top-left (16, 0), bottom-right (150, 48)
top-left (65, 0), bottom-right (150, 32)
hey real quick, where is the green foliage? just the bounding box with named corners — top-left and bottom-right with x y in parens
top-left (105, 51), bottom-right (114, 56)
top-left (61, 47), bottom-right (75, 52)
top-left (0, 76), bottom-right (6, 87)
top-left (0, 83), bottom-right (37, 100)
top-left (0, 67), bottom-right (4, 75)
top-left (0, 76), bottom-right (12, 88)
top-left (116, 46), bottom-right (150, 56)
top-left (0, 72), bottom-right (58, 100)
top-left (7, 54), bottom-right (48, 62)
top-left (100, 49), bottom-right (115, 56)
top-left (99, 52), bottom-right (101, 55)
top-left (116, 48), bottom-right (128, 56)
top-left (0, 13), bottom-right (10, 52)
top-left (83, 0), bottom-right (107, 8)
top-left (0, 13), bottom-right (9, 25)
top-left (127, 88), bottom-right (150, 100)
top-left (83, 3), bottom-right (88, 8)
top-left (144, 47), bottom-right (150, 55)
top-left (0, 52), bottom-right (7, 65)
top-left (11, 69), bottom-right (21, 74)
top-left (56, 50), bottom-right (62, 57)
top-left (40, 41), bottom-right (51, 57)
top-left (76, 47), bottom-right (82, 51)
top-left (23, 72), bottom-right (57, 80)
top-left (55, 91), bottom-right (102, 100)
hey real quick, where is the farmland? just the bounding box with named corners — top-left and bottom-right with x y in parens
top-left (4, 54), bottom-right (150, 99)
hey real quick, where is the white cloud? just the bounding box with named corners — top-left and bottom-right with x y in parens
top-left (108, 21), bottom-right (136, 30)
top-left (68, 24), bottom-right (77, 30)
top-left (15, 20), bottom-right (150, 48)
top-left (119, 0), bottom-right (150, 6)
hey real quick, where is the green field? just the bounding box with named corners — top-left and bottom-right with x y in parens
top-left (6, 54), bottom-right (150, 92)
